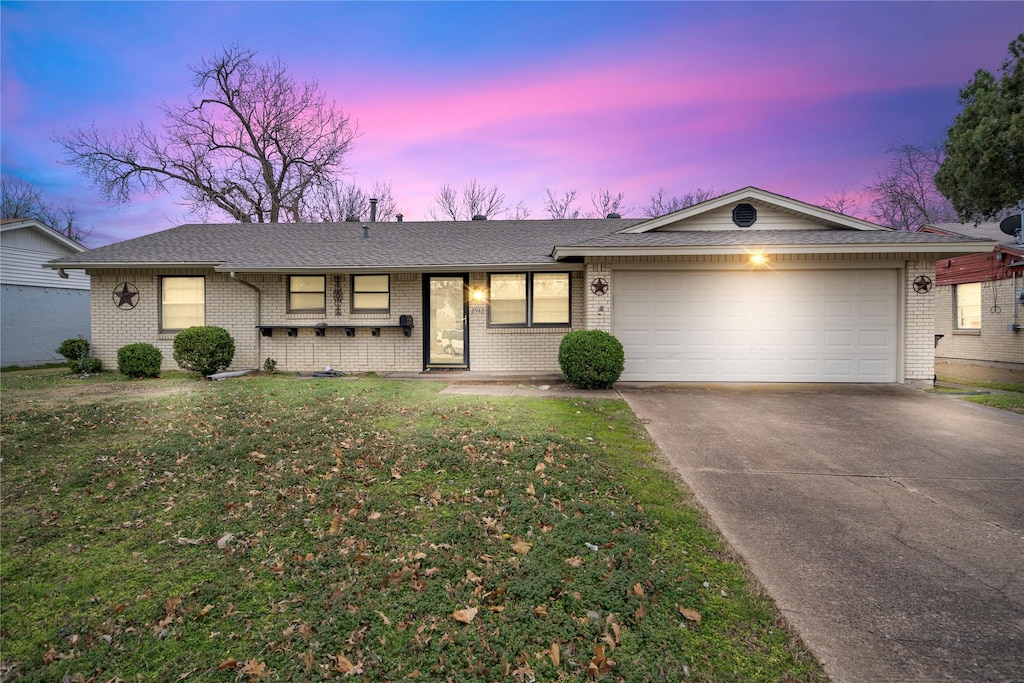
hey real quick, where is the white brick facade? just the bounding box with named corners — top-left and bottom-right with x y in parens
top-left (87, 254), bottom-right (943, 384)
top-left (933, 279), bottom-right (1024, 367)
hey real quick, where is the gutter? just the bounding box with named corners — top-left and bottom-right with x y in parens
top-left (229, 272), bottom-right (262, 369)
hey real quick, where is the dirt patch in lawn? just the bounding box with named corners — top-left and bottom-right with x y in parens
top-left (935, 360), bottom-right (1024, 386)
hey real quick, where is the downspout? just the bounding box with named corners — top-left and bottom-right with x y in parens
top-left (230, 272), bottom-right (262, 368)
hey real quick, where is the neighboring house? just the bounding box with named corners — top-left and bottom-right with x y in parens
top-left (46, 187), bottom-right (995, 386)
top-left (918, 221), bottom-right (1024, 368)
top-left (1, 218), bottom-right (91, 367)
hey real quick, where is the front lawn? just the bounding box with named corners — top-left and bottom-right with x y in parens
top-left (1, 371), bottom-right (824, 681)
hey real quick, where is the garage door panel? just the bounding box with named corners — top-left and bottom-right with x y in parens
top-left (613, 269), bottom-right (897, 382)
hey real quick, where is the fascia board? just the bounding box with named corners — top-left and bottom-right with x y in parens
top-left (552, 241), bottom-right (999, 260)
top-left (213, 263), bottom-right (585, 274)
top-left (44, 261), bottom-right (223, 270)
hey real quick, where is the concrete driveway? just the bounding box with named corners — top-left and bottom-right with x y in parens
top-left (618, 384), bottom-right (1024, 683)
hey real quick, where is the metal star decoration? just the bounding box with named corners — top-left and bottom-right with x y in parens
top-left (113, 282), bottom-right (139, 309)
top-left (912, 275), bottom-right (933, 294)
top-left (590, 278), bottom-right (609, 295)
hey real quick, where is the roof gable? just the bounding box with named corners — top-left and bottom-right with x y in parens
top-left (1, 218), bottom-right (86, 254)
top-left (618, 186), bottom-right (889, 233)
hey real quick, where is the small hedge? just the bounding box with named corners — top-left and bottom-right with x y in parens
top-left (57, 337), bottom-right (91, 361)
top-left (173, 326), bottom-right (235, 377)
top-left (57, 337), bottom-right (102, 374)
top-left (117, 343), bottom-right (163, 378)
top-left (558, 330), bottom-right (625, 389)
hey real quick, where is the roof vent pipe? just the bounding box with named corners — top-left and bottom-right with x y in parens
top-left (606, 212), bottom-right (621, 219)
top-left (369, 198), bottom-right (378, 222)
top-left (472, 214), bottom-right (487, 221)
top-left (396, 213), bottom-right (403, 222)
top-left (361, 225), bottom-right (369, 239)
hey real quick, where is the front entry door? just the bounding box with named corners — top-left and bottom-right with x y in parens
top-left (425, 275), bottom-right (468, 368)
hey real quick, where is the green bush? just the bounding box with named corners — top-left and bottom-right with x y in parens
top-left (57, 337), bottom-right (91, 361)
top-left (70, 357), bottom-right (102, 374)
top-left (117, 343), bottom-right (163, 378)
top-left (172, 326), bottom-right (235, 377)
top-left (558, 330), bottom-right (625, 389)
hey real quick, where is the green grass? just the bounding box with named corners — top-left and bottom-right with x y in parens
top-left (934, 374), bottom-right (1024, 414)
top-left (1, 372), bottom-right (825, 682)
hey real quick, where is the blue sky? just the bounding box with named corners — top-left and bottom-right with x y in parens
top-left (2, 1), bottom-right (1021, 244)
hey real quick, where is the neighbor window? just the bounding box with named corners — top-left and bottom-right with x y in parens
top-left (161, 276), bottom-right (205, 331)
top-left (288, 275), bottom-right (326, 313)
top-left (488, 272), bottom-right (570, 327)
top-left (352, 274), bottom-right (390, 312)
top-left (955, 282), bottom-right (981, 330)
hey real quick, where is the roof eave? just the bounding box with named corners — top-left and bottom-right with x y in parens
top-left (552, 241), bottom-right (999, 260)
top-left (45, 261), bottom-right (224, 271)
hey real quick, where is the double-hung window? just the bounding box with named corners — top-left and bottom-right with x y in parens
top-left (955, 282), bottom-right (981, 330)
top-left (288, 275), bottom-right (326, 313)
top-left (160, 276), bottom-right (205, 331)
top-left (488, 272), bottom-right (570, 327)
top-left (351, 274), bottom-right (390, 313)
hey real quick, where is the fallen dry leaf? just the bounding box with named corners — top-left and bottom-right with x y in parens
top-left (216, 658), bottom-right (237, 671)
top-left (451, 607), bottom-right (478, 624)
top-left (333, 653), bottom-right (361, 674)
top-left (511, 540), bottom-right (532, 555)
top-left (550, 641), bottom-right (561, 666)
top-left (679, 606), bottom-right (702, 623)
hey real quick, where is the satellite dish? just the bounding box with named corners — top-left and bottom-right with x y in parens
top-left (1000, 214), bottom-right (1022, 236)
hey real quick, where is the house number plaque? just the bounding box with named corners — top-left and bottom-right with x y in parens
top-left (113, 282), bottom-right (139, 309)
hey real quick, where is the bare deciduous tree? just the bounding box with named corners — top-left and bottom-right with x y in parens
top-left (55, 44), bottom-right (356, 224)
top-left (865, 140), bottom-right (957, 231)
top-left (427, 180), bottom-right (511, 220)
top-left (302, 179), bottom-right (397, 222)
top-left (543, 188), bottom-right (581, 219)
top-left (642, 187), bottom-right (718, 217)
top-left (587, 188), bottom-right (628, 218)
top-left (0, 175), bottom-right (91, 242)
top-left (819, 188), bottom-right (862, 217)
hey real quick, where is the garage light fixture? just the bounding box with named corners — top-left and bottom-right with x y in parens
top-left (749, 253), bottom-right (769, 266)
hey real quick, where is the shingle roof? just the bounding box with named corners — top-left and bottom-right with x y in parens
top-left (47, 219), bottom-right (646, 271)
top-left (47, 219), bottom-right (995, 272)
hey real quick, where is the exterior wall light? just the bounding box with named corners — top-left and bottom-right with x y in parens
top-left (471, 288), bottom-right (487, 302)
top-left (750, 253), bottom-right (768, 266)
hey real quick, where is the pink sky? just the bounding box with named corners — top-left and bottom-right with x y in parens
top-left (1, 1), bottom-right (1021, 245)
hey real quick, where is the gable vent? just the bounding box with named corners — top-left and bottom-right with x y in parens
top-left (732, 203), bottom-right (757, 227)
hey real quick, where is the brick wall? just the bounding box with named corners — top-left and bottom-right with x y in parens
top-left (466, 271), bottom-right (584, 372)
top-left (903, 259), bottom-right (937, 386)
top-left (934, 277), bottom-right (1024, 366)
top-left (87, 269), bottom-right (424, 374)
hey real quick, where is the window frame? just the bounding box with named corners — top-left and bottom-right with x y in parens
top-left (351, 274), bottom-right (391, 314)
top-left (487, 271), bottom-right (571, 328)
top-left (954, 282), bottom-right (982, 331)
top-left (287, 275), bottom-right (326, 314)
top-left (159, 275), bottom-right (205, 332)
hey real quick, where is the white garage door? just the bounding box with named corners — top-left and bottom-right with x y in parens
top-left (612, 269), bottom-right (898, 382)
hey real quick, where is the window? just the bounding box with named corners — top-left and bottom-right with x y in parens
top-left (352, 274), bottom-right (390, 312)
top-left (288, 275), bottom-right (325, 313)
top-left (488, 272), bottom-right (570, 327)
top-left (955, 282), bottom-right (981, 330)
top-left (161, 276), bottom-right (204, 331)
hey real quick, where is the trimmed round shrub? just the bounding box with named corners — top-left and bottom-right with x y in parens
top-left (558, 330), bottom-right (625, 389)
top-left (57, 337), bottom-right (91, 361)
top-left (173, 326), bottom-right (235, 377)
top-left (117, 342), bottom-right (163, 378)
